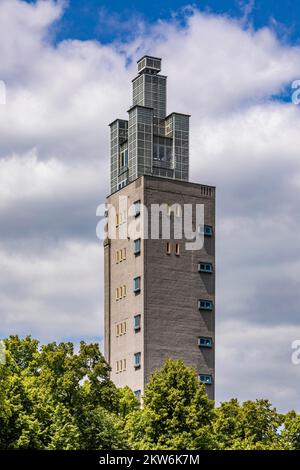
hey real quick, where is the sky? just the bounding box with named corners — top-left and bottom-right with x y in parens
top-left (1, 0), bottom-right (300, 412)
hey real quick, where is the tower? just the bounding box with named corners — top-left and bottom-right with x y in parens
top-left (104, 56), bottom-right (215, 400)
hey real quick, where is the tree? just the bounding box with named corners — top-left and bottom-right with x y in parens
top-left (282, 410), bottom-right (300, 450)
top-left (0, 335), bottom-right (127, 450)
top-left (213, 398), bottom-right (287, 450)
top-left (125, 359), bottom-right (216, 450)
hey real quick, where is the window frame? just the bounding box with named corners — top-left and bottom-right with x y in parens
top-left (199, 374), bottom-right (212, 385)
top-left (134, 238), bottom-right (141, 256)
top-left (198, 262), bottom-right (213, 273)
top-left (134, 314), bottom-right (141, 331)
top-left (133, 276), bottom-right (141, 293)
top-left (133, 200), bottom-right (141, 217)
top-left (198, 299), bottom-right (213, 311)
top-left (134, 352), bottom-right (141, 369)
top-left (198, 337), bottom-right (213, 348)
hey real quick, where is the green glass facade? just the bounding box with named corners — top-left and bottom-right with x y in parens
top-left (109, 56), bottom-right (190, 194)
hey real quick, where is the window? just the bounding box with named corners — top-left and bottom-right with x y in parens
top-left (118, 179), bottom-right (128, 190)
top-left (175, 243), bottom-right (180, 256)
top-left (116, 213), bottom-right (119, 227)
top-left (134, 314), bottom-right (141, 331)
top-left (175, 205), bottom-right (181, 218)
top-left (133, 276), bottom-right (141, 293)
top-left (116, 285), bottom-right (126, 300)
top-left (134, 352), bottom-right (141, 369)
top-left (116, 248), bottom-right (127, 263)
top-left (116, 358), bottom-right (127, 373)
top-left (153, 136), bottom-right (173, 168)
top-left (198, 299), bottom-right (213, 311)
top-left (116, 321), bottom-right (127, 337)
top-left (134, 239), bottom-right (141, 256)
top-left (198, 262), bottom-right (213, 273)
top-left (119, 148), bottom-right (128, 169)
top-left (198, 225), bottom-right (213, 237)
top-left (198, 337), bottom-right (213, 348)
top-left (199, 374), bottom-right (212, 385)
top-left (166, 242), bottom-right (171, 254)
top-left (134, 390), bottom-right (141, 401)
top-left (133, 200), bottom-right (141, 217)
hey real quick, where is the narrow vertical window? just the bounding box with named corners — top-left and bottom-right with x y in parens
top-left (133, 277), bottom-right (141, 293)
top-left (134, 200), bottom-right (141, 217)
top-left (134, 314), bottom-right (141, 331)
top-left (134, 352), bottom-right (141, 369)
top-left (166, 242), bottom-right (171, 254)
top-left (134, 239), bottom-right (141, 256)
top-left (175, 243), bottom-right (180, 256)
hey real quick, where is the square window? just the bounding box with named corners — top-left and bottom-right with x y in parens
top-left (134, 390), bottom-right (141, 401)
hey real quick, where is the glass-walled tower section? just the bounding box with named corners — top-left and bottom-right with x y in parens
top-left (109, 56), bottom-right (190, 194)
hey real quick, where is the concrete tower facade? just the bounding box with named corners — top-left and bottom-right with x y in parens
top-left (104, 56), bottom-right (215, 400)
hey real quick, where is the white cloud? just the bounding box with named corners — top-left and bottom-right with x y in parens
top-left (1, 1), bottom-right (300, 410)
top-left (217, 320), bottom-right (300, 412)
top-left (0, 240), bottom-right (103, 342)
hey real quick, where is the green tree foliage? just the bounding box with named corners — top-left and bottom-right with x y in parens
top-left (213, 398), bottom-right (288, 450)
top-left (0, 335), bottom-right (131, 449)
top-left (1, 338), bottom-right (299, 450)
top-left (125, 359), bottom-right (216, 449)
